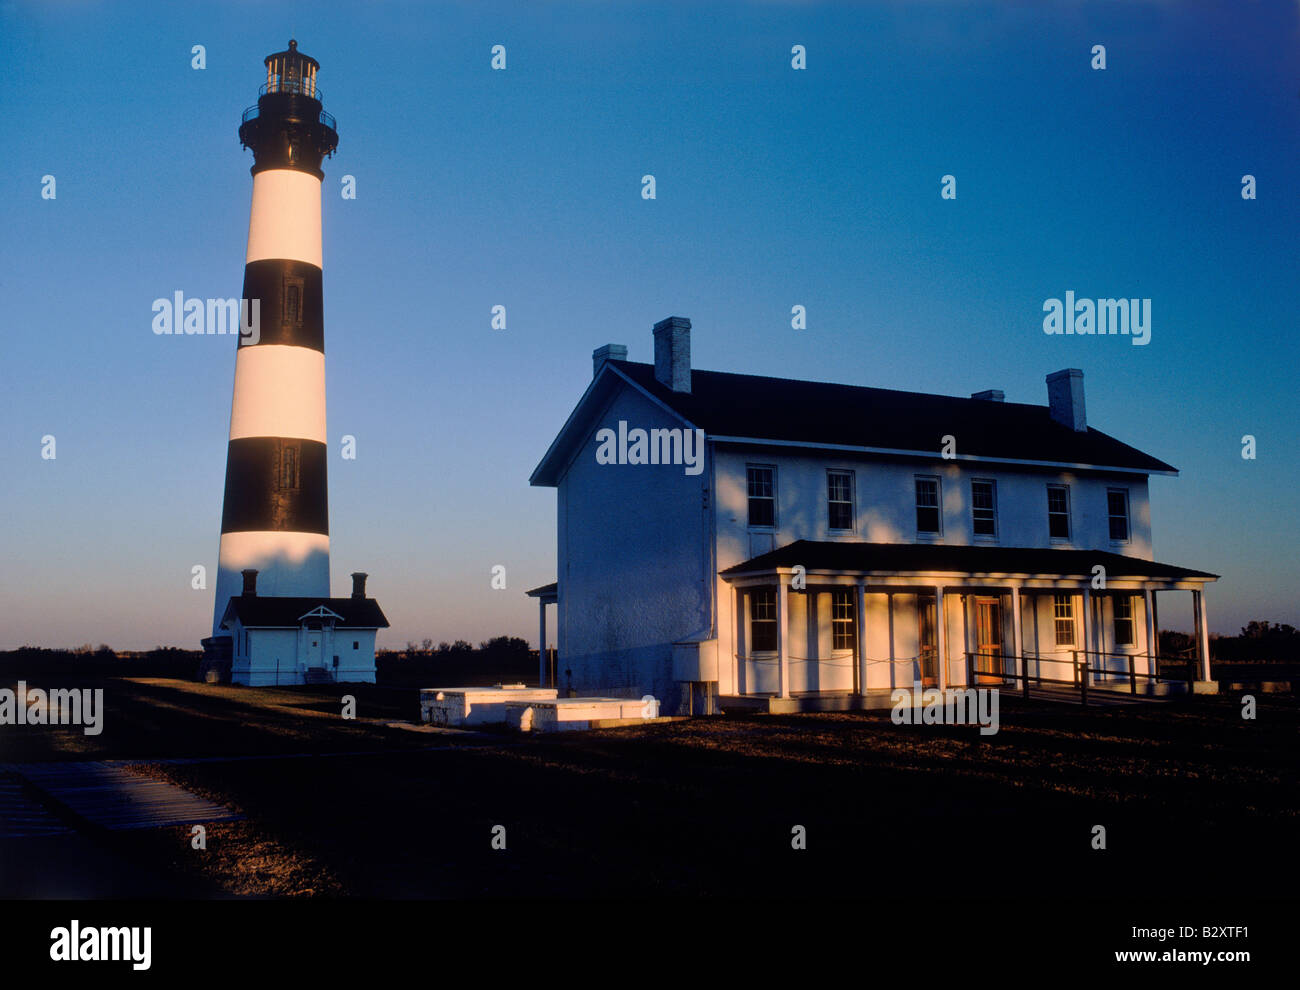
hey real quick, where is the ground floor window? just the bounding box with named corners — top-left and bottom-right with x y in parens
top-left (1053, 594), bottom-right (1075, 646)
top-left (1114, 596), bottom-right (1135, 646)
top-left (750, 588), bottom-right (777, 652)
top-left (831, 589), bottom-right (855, 650)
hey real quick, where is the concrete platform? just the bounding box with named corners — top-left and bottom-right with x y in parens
top-left (419, 684), bottom-right (558, 728)
top-left (505, 697), bottom-right (660, 732)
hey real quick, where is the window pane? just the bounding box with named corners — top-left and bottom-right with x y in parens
top-left (1048, 486), bottom-right (1069, 539)
top-left (1053, 593), bottom-right (1074, 645)
top-left (751, 589), bottom-right (777, 652)
top-left (1108, 490), bottom-right (1129, 541)
top-left (972, 481), bottom-right (996, 536)
top-left (916, 478), bottom-right (940, 533)
top-left (832, 589), bottom-right (854, 650)
top-left (747, 467), bottom-right (775, 527)
top-left (828, 471), bottom-right (853, 529)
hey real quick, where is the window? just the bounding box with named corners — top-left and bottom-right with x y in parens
top-left (1053, 594), bottom-right (1075, 646)
top-left (279, 441), bottom-right (301, 490)
top-left (1108, 489), bottom-right (1130, 542)
top-left (283, 277), bottom-right (304, 324)
top-left (915, 477), bottom-right (940, 534)
top-left (747, 466), bottom-right (775, 528)
top-left (1114, 597), bottom-right (1135, 647)
top-left (832, 589), bottom-right (855, 650)
top-left (828, 470), bottom-right (854, 530)
top-left (971, 479), bottom-right (997, 537)
top-left (353, 641), bottom-right (359, 650)
top-left (750, 588), bottom-right (777, 652)
top-left (1047, 485), bottom-right (1071, 540)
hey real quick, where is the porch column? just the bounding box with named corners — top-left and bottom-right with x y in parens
top-left (735, 586), bottom-right (745, 695)
top-left (854, 581), bottom-right (867, 696)
top-left (537, 599), bottom-right (548, 687)
top-left (1010, 586), bottom-right (1023, 686)
top-left (777, 580), bottom-right (790, 699)
top-left (1143, 587), bottom-right (1157, 680)
top-left (886, 592), bottom-right (896, 689)
top-left (934, 586), bottom-right (947, 691)
top-left (1030, 592), bottom-right (1040, 683)
top-left (1080, 586), bottom-right (1093, 686)
top-left (1194, 590), bottom-right (1211, 682)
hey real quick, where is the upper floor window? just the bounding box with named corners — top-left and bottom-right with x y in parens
top-left (1114, 596), bottom-right (1135, 647)
top-left (750, 588), bottom-right (777, 652)
top-left (1107, 489), bottom-right (1130, 542)
top-left (828, 470), bottom-right (854, 530)
top-left (832, 589), bottom-right (855, 650)
top-left (1047, 484), bottom-right (1071, 540)
top-left (1053, 594), bottom-right (1075, 646)
top-left (747, 466), bottom-right (775, 528)
top-left (971, 479), bottom-right (997, 537)
top-left (915, 476), bottom-right (941, 534)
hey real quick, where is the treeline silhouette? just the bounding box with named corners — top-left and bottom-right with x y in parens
top-left (0, 637), bottom-right (537, 687)
top-left (0, 646), bottom-right (202, 679)
top-left (377, 636), bottom-right (535, 687)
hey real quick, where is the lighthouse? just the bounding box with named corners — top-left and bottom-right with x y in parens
top-left (201, 41), bottom-right (388, 686)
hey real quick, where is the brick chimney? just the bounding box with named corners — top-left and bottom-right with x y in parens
top-left (652, 316), bottom-right (691, 393)
top-left (1046, 369), bottom-right (1086, 432)
top-left (971, 389), bottom-right (1004, 402)
top-left (351, 572), bottom-right (368, 599)
top-left (241, 569), bottom-right (258, 597)
top-left (592, 343), bottom-right (627, 378)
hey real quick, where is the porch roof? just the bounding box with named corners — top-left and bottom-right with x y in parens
top-left (719, 540), bottom-right (1217, 582)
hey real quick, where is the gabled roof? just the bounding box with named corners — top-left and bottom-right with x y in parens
top-left (220, 595), bottom-right (390, 629)
top-left (530, 361), bottom-right (1176, 486)
top-left (720, 540), bottom-right (1217, 582)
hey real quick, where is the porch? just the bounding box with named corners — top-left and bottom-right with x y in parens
top-left (715, 540), bottom-right (1218, 707)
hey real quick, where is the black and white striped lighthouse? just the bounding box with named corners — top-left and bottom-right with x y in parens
top-left (209, 40), bottom-right (339, 639)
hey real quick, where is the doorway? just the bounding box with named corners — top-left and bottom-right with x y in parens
top-left (974, 597), bottom-right (1004, 684)
top-left (918, 598), bottom-right (939, 688)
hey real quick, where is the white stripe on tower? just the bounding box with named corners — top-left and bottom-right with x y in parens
top-left (245, 168), bottom-right (323, 267)
top-left (228, 346), bottom-right (327, 443)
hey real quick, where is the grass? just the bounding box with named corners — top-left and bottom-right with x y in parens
top-left (3, 676), bottom-right (1297, 898)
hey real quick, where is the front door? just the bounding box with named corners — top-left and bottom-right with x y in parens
top-left (975, 598), bottom-right (1003, 684)
top-left (918, 598), bottom-right (939, 688)
top-left (305, 625), bottom-right (324, 670)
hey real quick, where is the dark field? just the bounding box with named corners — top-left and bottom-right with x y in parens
top-left (2, 676), bottom-right (1297, 898)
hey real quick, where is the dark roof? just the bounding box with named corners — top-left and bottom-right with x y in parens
top-left (604, 361), bottom-right (1176, 474)
top-left (720, 540), bottom-right (1217, 581)
top-left (220, 595), bottom-right (390, 629)
top-left (525, 582), bottom-right (558, 598)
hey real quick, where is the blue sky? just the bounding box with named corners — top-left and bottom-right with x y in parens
top-left (1, 0), bottom-right (1297, 649)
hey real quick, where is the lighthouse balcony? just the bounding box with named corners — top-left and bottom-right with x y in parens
top-left (241, 100), bottom-right (336, 132)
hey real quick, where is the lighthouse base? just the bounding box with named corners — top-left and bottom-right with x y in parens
top-left (198, 636), bottom-right (233, 684)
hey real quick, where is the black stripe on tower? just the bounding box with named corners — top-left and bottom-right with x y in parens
top-left (220, 438), bottom-right (329, 535)
top-left (240, 260), bottom-right (325, 351)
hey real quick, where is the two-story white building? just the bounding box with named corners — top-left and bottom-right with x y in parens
top-left (530, 317), bottom-right (1217, 715)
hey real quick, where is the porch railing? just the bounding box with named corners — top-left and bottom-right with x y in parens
top-left (962, 650), bottom-right (1197, 707)
top-left (732, 650), bottom-right (1198, 707)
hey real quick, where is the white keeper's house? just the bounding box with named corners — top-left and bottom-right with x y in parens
top-left (217, 569), bottom-right (389, 686)
top-left (529, 316), bottom-right (1218, 716)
